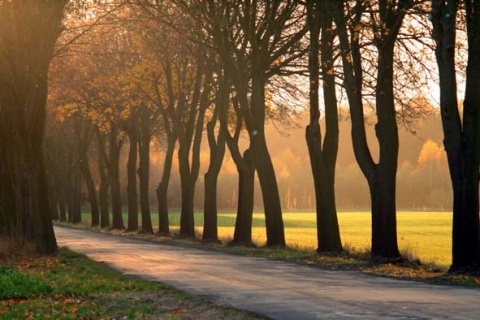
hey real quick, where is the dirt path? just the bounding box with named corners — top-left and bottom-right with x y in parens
top-left (55, 226), bottom-right (480, 320)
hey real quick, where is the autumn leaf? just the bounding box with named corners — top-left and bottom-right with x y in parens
top-left (171, 308), bottom-right (187, 317)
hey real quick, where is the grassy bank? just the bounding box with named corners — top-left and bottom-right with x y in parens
top-left (0, 247), bottom-right (264, 320)
top-left (81, 211), bottom-right (452, 269)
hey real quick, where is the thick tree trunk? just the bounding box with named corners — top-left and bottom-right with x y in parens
top-left (370, 42), bottom-right (400, 259)
top-left (230, 148), bottom-right (255, 246)
top-left (80, 156), bottom-right (99, 227)
top-left (178, 145), bottom-right (196, 237)
top-left (179, 93), bottom-right (208, 238)
top-left (454, 0), bottom-right (480, 270)
top-left (126, 131), bottom-right (139, 232)
top-left (58, 175), bottom-right (67, 222)
top-left (47, 169), bottom-right (59, 221)
top-left (368, 169), bottom-right (399, 258)
top-left (250, 76), bottom-right (285, 247)
top-left (306, 122), bottom-right (342, 253)
top-left (202, 118), bottom-right (226, 242)
top-left (157, 134), bottom-right (176, 235)
top-left (0, 0), bottom-right (65, 254)
top-left (109, 129), bottom-right (124, 230)
top-left (306, 3), bottom-right (342, 253)
top-left (138, 133), bottom-right (153, 234)
top-left (28, 145), bottom-right (57, 253)
top-left (203, 173), bottom-right (219, 241)
top-left (99, 179), bottom-right (110, 228)
top-left (432, 0), bottom-right (480, 270)
top-left (333, 0), bottom-right (403, 259)
top-left (252, 133), bottom-right (285, 247)
top-left (97, 131), bottom-right (110, 228)
top-left (71, 158), bottom-right (82, 224)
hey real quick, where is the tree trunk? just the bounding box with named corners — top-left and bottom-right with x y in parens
top-left (432, 0), bottom-right (480, 270)
top-left (179, 92), bottom-right (208, 238)
top-left (80, 155), bottom-right (99, 227)
top-left (203, 172), bottom-right (220, 242)
top-left (138, 132), bottom-right (153, 234)
top-left (47, 168), bottom-right (59, 221)
top-left (306, 2), bottom-right (342, 253)
top-left (368, 169), bottom-right (399, 258)
top-left (157, 134), bottom-right (176, 235)
top-left (230, 148), bottom-right (255, 246)
top-left (126, 130), bottom-right (139, 232)
top-left (178, 144), bottom-right (196, 237)
top-left (333, 0), bottom-right (403, 259)
top-left (109, 128), bottom-right (124, 230)
top-left (97, 131), bottom-right (110, 228)
top-left (306, 122), bottom-right (342, 253)
top-left (452, 1), bottom-right (480, 267)
top-left (58, 174), bottom-right (67, 222)
top-left (0, 0), bottom-right (65, 254)
top-left (28, 144), bottom-right (57, 253)
top-left (250, 76), bottom-right (285, 247)
top-left (252, 132), bottom-right (285, 247)
top-left (202, 115), bottom-right (226, 242)
top-left (370, 41), bottom-right (400, 259)
top-left (71, 157), bottom-right (82, 225)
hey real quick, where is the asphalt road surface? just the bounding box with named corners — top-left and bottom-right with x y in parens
top-left (55, 226), bottom-right (480, 319)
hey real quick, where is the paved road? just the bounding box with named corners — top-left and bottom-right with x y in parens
top-left (55, 226), bottom-right (480, 320)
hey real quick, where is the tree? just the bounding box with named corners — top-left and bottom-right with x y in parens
top-left (202, 66), bottom-right (227, 243)
top-left (0, 1), bottom-right (66, 253)
top-left (222, 93), bottom-right (256, 246)
top-left (431, 0), bottom-right (480, 271)
top-left (199, 0), bottom-right (307, 246)
top-left (332, 0), bottom-right (412, 259)
top-left (305, 0), bottom-right (343, 253)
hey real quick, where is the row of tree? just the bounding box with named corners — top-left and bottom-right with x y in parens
top-left (47, 110), bottom-right (452, 211)
top-left (0, 0), bottom-right (478, 272)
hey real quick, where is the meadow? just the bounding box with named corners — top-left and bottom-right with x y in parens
top-left (81, 211), bottom-right (452, 269)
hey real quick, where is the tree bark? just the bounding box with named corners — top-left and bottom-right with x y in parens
top-left (58, 170), bottom-right (67, 222)
top-left (126, 129), bottom-right (139, 232)
top-left (138, 131), bottom-right (153, 234)
top-left (333, 0), bottom-right (406, 259)
top-left (179, 61), bottom-right (210, 238)
top-left (157, 133), bottom-right (176, 235)
top-left (27, 144), bottom-right (57, 253)
top-left (109, 128), bottom-right (124, 230)
top-left (80, 150), bottom-right (99, 227)
top-left (70, 155), bottom-right (82, 225)
top-left (432, 0), bottom-right (480, 271)
top-left (370, 40), bottom-right (400, 258)
top-left (178, 103), bottom-right (206, 237)
top-left (97, 130), bottom-right (110, 228)
top-left (306, 2), bottom-right (342, 253)
top-left (230, 148), bottom-right (255, 246)
top-left (202, 84), bottom-right (227, 242)
top-left (0, 1), bottom-right (65, 253)
top-left (249, 75), bottom-right (285, 247)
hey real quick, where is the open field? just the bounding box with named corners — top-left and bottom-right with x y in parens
top-left (81, 211), bottom-right (452, 269)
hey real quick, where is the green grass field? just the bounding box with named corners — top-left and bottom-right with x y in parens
top-left (81, 211), bottom-right (452, 269)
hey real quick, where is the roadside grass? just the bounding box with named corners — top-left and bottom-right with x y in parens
top-left (69, 210), bottom-right (480, 287)
top-left (80, 211), bottom-right (452, 269)
top-left (58, 215), bottom-right (480, 287)
top-left (0, 246), bottom-right (265, 320)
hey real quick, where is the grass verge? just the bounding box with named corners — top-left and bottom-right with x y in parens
top-left (55, 221), bottom-right (480, 288)
top-left (0, 245), bottom-right (265, 320)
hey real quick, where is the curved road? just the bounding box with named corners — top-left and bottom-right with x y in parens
top-left (55, 226), bottom-right (480, 319)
